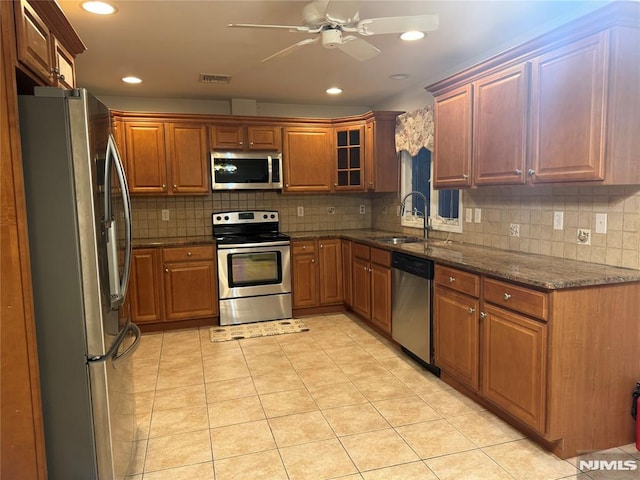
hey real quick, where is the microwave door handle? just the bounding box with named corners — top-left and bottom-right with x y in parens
top-left (268, 156), bottom-right (273, 184)
top-left (104, 135), bottom-right (133, 309)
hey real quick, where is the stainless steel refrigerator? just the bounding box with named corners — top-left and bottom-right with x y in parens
top-left (19, 87), bottom-right (140, 480)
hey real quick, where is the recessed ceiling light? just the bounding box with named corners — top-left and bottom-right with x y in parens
top-left (326, 87), bottom-right (342, 95)
top-left (81, 1), bottom-right (117, 15)
top-left (390, 73), bottom-right (409, 80)
top-left (400, 31), bottom-right (425, 41)
top-left (122, 76), bottom-right (142, 84)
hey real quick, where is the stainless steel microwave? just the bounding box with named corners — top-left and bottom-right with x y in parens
top-left (211, 151), bottom-right (283, 190)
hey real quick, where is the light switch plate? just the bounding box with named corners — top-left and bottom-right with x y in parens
top-left (161, 209), bottom-right (170, 221)
top-left (474, 208), bottom-right (482, 223)
top-left (465, 208), bottom-right (473, 223)
top-left (553, 211), bottom-right (564, 230)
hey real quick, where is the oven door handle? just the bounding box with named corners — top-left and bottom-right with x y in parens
top-left (217, 241), bottom-right (291, 249)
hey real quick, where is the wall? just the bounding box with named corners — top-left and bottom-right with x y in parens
top-left (131, 191), bottom-right (371, 239)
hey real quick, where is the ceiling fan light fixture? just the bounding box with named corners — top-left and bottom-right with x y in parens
top-left (400, 30), bottom-right (425, 41)
top-left (81, 1), bottom-right (117, 15)
top-left (122, 76), bottom-right (142, 84)
top-left (326, 87), bottom-right (343, 95)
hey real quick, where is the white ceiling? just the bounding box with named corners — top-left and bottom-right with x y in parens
top-left (58, 0), bottom-right (609, 108)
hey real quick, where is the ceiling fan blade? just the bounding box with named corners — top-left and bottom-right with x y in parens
top-left (228, 23), bottom-right (311, 33)
top-left (261, 38), bottom-right (319, 63)
top-left (339, 36), bottom-right (380, 61)
top-left (357, 14), bottom-right (439, 36)
top-left (324, 0), bottom-right (361, 24)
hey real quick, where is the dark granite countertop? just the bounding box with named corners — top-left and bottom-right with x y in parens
top-left (287, 229), bottom-right (640, 290)
top-left (132, 236), bottom-right (215, 248)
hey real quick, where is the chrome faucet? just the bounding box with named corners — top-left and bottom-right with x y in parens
top-left (400, 191), bottom-right (431, 240)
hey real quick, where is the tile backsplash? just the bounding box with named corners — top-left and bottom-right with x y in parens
top-left (131, 191), bottom-right (371, 238)
top-left (372, 186), bottom-right (640, 270)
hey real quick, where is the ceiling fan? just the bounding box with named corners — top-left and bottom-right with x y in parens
top-left (228, 0), bottom-right (439, 63)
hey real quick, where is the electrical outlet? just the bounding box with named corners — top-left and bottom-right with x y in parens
top-left (553, 211), bottom-right (564, 230)
top-left (510, 223), bottom-right (520, 237)
top-left (577, 228), bottom-right (591, 245)
top-left (327, 206), bottom-right (336, 215)
top-left (474, 208), bottom-right (482, 223)
top-left (465, 208), bottom-right (473, 223)
top-left (161, 209), bottom-right (170, 221)
top-left (359, 204), bottom-right (366, 214)
top-left (595, 213), bottom-right (607, 234)
top-left (297, 206), bottom-right (304, 217)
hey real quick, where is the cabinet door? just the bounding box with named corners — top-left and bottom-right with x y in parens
top-left (351, 257), bottom-right (371, 320)
top-left (130, 249), bottom-right (164, 323)
top-left (370, 264), bottom-right (391, 333)
top-left (364, 115), bottom-right (399, 192)
top-left (473, 64), bottom-right (528, 185)
top-left (334, 125), bottom-right (364, 191)
top-left (342, 240), bottom-right (352, 308)
top-left (163, 260), bottom-right (217, 321)
top-left (433, 287), bottom-right (479, 390)
top-left (15, 0), bottom-right (54, 84)
top-left (481, 304), bottom-right (547, 433)
top-left (124, 122), bottom-right (168, 194)
top-left (210, 124), bottom-right (244, 149)
top-left (433, 84), bottom-right (473, 188)
top-left (529, 32), bottom-right (607, 183)
top-left (318, 239), bottom-right (343, 305)
top-left (292, 249), bottom-right (318, 308)
top-left (248, 126), bottom-right (282, 150)
top-left (283, 127), bottom-right (332, 192)
top-left (52, 39), bottom-right (75, 88)
top-left (166, 123), bottom-right (209, 194)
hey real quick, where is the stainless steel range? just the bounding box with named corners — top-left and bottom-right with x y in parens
top-left (213, 210), bottom-right (292, 325)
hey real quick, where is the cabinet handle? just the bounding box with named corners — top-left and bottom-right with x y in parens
top-left (462, 174), bottom-right (469, 179)
top-left (364, 266), bottom-right (368, 271)
top-left (162, 184), bottom-right (166, 190)
top-left (59, 74), bottom-right (65, 81)
top-left (528, 169), bottom-right (536, 176)
top-left (311, 259), bottom-right (315, 263)
top-left (503, 293), bottom-right (511, 300)
top-left (369, 267), bottom-right (373, 273)
top-left (515, 169), bottom-right (522, 175)
top-left (187, 251), bottom-right (192, 257)
top-left (239, 141), bottom-right (243, 145)
top-left (480, 312), bottom-right (487, 319)
top-left (285, 184), bottom-right (289, 188)
top-left (334, 183), bottom-right (338, 187)
top-left (164, 268), bottom-right (169, 273)
top-left (468, 307), bottom-right (476, 314)
top-left (320, 244), bottom-right (323, 249)
top-left (173, 184), bottom-right (178, 190)
top-left (449, 276), bottom-right (456, 283)
top-left (249, 142), bottom-right (254, 145)
top-left (302, 245), bottom-right (306, 249)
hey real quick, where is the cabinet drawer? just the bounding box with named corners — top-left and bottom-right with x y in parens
top-left (483, 278), bottom-right (548, 321)
top-left (352, 242), bottom-right (370, 261)
top-left (435, 265), bottom-right (480, 297)
top-left (163, 245), bottom-right (215, 262)
top-left (292, 240), bottom-right (315, 255)
top-left (370, 248), bottom-right (390, 267)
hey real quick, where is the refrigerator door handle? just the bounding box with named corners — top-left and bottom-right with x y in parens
top-left (112, 322), bottom-right (141, 364)
top-left (104, 134), bottom-right (133, 310)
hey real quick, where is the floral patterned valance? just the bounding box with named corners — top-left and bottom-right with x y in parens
top-left (395, 106), bottom-right (434, 156)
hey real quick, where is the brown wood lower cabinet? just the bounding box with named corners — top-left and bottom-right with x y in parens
top-left (433, 263), bottom-right (640, 459)
top-left (350, 242), bottom-right (391, 334)
top-left (130, 245), bottom-right (217, 329)
top-left (291, 238), bottom-right (343, 314)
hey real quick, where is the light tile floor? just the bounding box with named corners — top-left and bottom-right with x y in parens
top-left (126, 313), bottom-right (639, 480)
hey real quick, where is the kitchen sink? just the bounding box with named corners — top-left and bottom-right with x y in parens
top-left (372, 236), bottom-right (423, 245)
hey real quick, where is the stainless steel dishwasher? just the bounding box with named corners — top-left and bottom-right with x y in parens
top-left (391, 251), bottom-right (439, 374)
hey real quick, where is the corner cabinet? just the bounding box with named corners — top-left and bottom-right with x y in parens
top-left (428, 1), bottom-right (640, 187)
top-left (333, 124), bottom-right (364, 191)
top-left (114, 117), bottom-right (209, 195)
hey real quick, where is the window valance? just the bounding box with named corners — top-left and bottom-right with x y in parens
top-left (394, 106), bottom-right (434, 155)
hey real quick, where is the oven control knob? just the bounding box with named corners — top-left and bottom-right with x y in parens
top-left (263, 214), bottom-right (268, 219)
top-left (216, 216), bottom-right (221, 221)
top-left (270, 214), bottom-right (275, 219)
top-left (224, 216), bottom-right (229, 221)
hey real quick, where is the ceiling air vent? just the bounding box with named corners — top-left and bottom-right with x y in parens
top-left (199, 73), bottom-right (231, 84)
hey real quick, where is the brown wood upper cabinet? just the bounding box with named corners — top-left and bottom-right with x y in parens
top-left (363, 112), bottom-right (401, 192)
top-left (210, 124), bottom-right (282, 151)
top-left (14, 0), bottom-right (84, 87)
top-left (283, 126), bottom-right (333, 192)
top-left (428, 2), bottom-right (640, 187)
top-left (333, 124), bottom-right (364, 191)
top-left (118, 119), bottom-right (209, 195)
